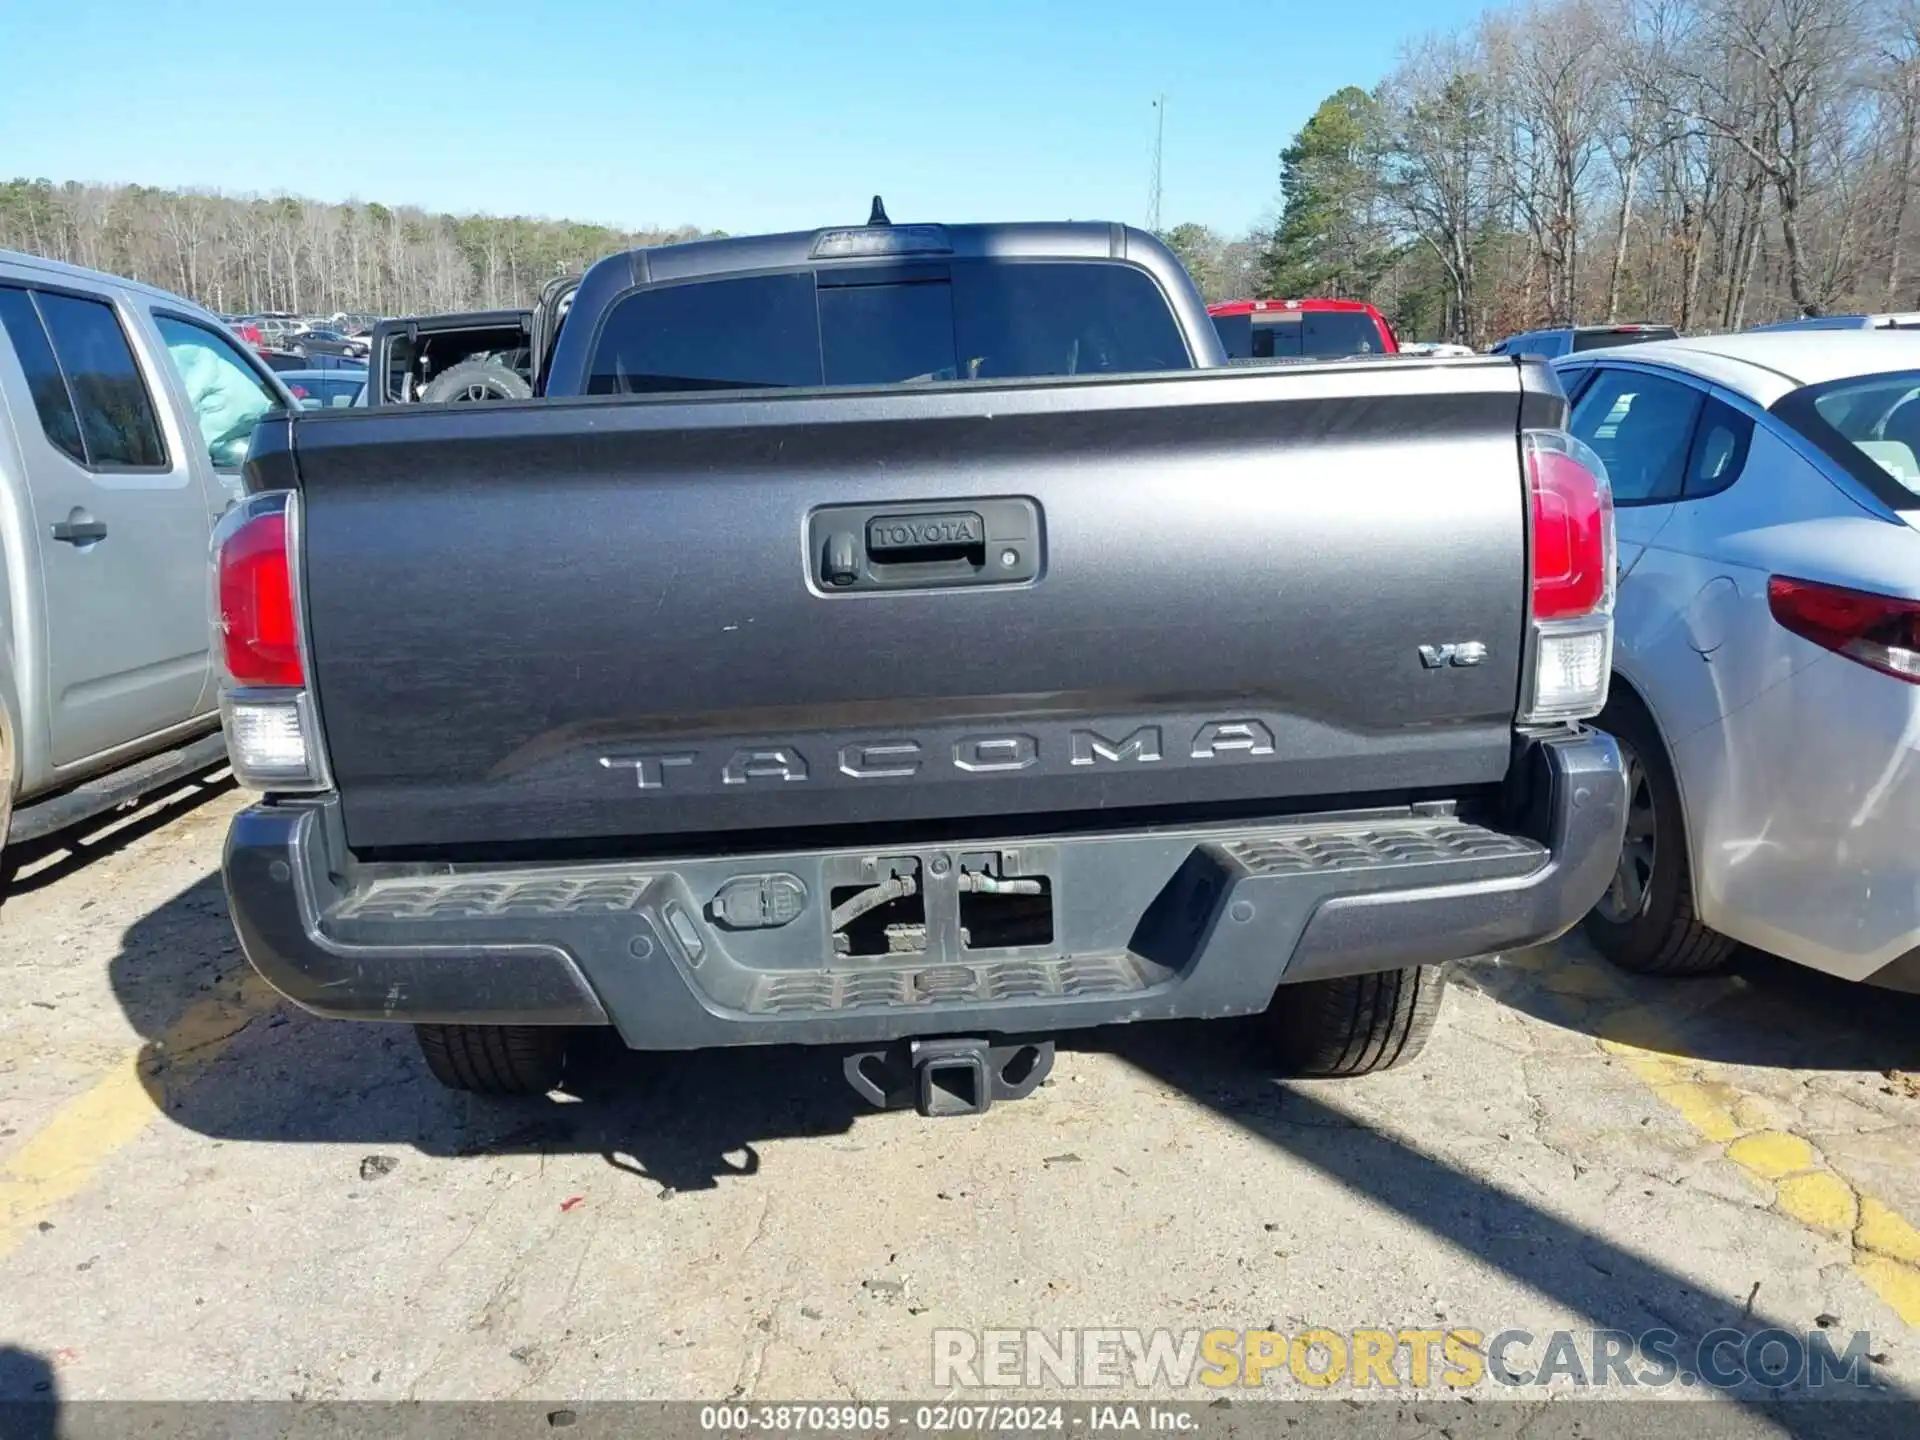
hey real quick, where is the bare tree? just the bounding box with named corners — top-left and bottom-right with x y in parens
top-left (1877, 2), bottom-right (1920, 304)
top-left (1383, 36), bottom-right (1500, 343)
top-left (1662, 0), bottom-right (1868, 316)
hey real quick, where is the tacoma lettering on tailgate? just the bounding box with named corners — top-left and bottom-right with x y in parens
top-left (598, 720), bottom-right (1278, 791)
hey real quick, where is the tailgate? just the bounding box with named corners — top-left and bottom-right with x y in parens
top-left (293, 362), bottom-right (1539, 853)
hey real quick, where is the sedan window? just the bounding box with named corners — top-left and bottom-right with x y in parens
top-left (1683, 398), bottom-right (1754, 500)
top-left (1773, 369), bottom-right (1920, 509)
top-left (1568, 368), bottom-right (1702, 505)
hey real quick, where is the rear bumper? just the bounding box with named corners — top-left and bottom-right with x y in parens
top-left (223, 729), bottom-right (1625, 1048)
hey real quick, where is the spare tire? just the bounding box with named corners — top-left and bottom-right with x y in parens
top-left (419, 358), bottom-right (532, 404)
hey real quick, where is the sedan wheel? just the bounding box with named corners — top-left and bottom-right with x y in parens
top-left (1596, 742), bottom-right (1656, 924)
top-left (1583, 696), bottom-right (1736, 975)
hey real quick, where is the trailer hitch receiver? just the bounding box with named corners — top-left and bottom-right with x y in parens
top-left (842, 1036), bottom-right (1054, 1116)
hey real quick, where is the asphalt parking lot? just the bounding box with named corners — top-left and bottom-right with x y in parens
top-left (2, 779), bottom-right (1919, 1429)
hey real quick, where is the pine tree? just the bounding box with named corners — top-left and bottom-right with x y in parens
top-left (1258, 87), bottom-right (1390, 299)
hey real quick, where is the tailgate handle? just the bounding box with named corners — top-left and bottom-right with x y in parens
top-left (865, 511), bottom-right (985, 569)
top-left (812, 498), bottom-right (1041, 593)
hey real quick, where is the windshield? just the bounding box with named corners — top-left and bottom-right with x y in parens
top-left (585, 260), bottom-right (1190, 394)
top-left (1773, 369), bottom-right (1920, 507)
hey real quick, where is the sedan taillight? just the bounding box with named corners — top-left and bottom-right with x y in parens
top-left (1769, 575), bottom-right (1920, 684)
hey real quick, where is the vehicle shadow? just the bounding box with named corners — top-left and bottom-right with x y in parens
top-left (1099, 1017), bottom-right (1918, 1436)
top-left (3, 767), bottom-right (234, 899)
top-left (110, 870), bottom-right (869, 1192)
top-left (0, 1345), bottom-right (59, 1436)
top-left (106, 872), bottom-right (1918, 1431)
top-left (1456, 936), bottom-right (1920, 1074)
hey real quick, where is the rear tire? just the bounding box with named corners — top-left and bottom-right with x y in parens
top-left (1261, 964), bottom-right (1448, 1077)
top-left (415, 1023), bottom-right (569, 1095)
top-left (418, 358), bottom-right (532, 404)
top-left (1584, 694), bottom-right (1735, 976)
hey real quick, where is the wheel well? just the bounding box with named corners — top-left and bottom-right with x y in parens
top-left (1602, 671), bottom-right (1704, 910)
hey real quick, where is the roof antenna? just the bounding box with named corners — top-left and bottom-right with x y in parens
top-left (867, 195), bottom-right (891, 227)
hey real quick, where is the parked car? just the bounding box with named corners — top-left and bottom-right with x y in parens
top-left (0, 250), bottom-right (296, 866)
top-left (1491, 323), bottom-right (1678, 359)
top-left (217, 213), bottom-right (1624, 1109)
top-left (1208, 298), bottom-right (1398, 361)
top-left (365, 309), bottom-right (538, 404)
top-left (259, 348), bottom-right (363, 376)
top-left (1749, 312), bottom-right (1920, 334)
top-left (250, 315), bottom-right (301, 348)
top-left (294, 349), bottom-right (364, 374)
top-left (286, 326), bottom-right (366, 360)
top-left (1554, 332), bottom-right (1920, 990)
top-left (279, 370), bottom-right (367, 408)
top-left (1399, 342), bottom-right (1477, 358)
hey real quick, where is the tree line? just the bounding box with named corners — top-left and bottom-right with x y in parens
top-left (1161, 0), bottom-right (1920, 346)
top-left (0, 179), bottom-right (709, 318)
top-left (8, 0), bottom-right (1910, 348)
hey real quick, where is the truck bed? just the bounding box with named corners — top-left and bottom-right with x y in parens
top-left (281, 358), bottom-right (1552, 855)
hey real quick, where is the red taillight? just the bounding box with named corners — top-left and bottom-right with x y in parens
top-left (1768, 576), bottom-right (1920, 684)
top-left (1527, 434), bottom-right (1614, 620)
top-left (217, 509), bottom-right (303, 687)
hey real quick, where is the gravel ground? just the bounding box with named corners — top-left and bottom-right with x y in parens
top-left (1, 779), bottom-right (1917, 1437)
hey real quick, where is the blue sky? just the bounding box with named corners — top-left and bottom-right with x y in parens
top-left (2, 0), bottom-right (1490, 237)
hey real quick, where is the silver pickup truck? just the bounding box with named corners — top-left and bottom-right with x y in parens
top-left (0, 250), bottom-right (294, 861)
top-left (219, 217), bottom-right (1628, 1115)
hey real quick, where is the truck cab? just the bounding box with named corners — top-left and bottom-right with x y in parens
top-left (0, 250), bottom-right (294, 857)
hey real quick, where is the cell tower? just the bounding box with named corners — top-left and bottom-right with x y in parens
top-left (1148, 95), bottom-right (1165, 234)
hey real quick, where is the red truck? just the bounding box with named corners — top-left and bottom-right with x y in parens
top-left (1208, 298), bottom-right (1398, 362)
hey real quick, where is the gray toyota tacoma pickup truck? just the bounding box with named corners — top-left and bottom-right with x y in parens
top-left (215, 213), bottom-right (1626, 1114)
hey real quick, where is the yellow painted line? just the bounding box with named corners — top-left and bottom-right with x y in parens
top-left (0, 969), bottom-right (274, 1260)
top-left (1588, 983), bottom-right (1920, 1326)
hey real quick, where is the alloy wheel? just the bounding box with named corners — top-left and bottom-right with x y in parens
top-left (1596, 741), bottom-right (1657, 923)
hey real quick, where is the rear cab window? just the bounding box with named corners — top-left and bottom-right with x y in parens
top-left (1249, 309), bottom-right (1386, 360)
top-left (586, 261), bottom-right (1190, 394)
top-left (1773, 369), bottom-right (1920, 512)
top-left (1571, 327), bottom-right (1679, 353)
top-left (1506, 333), bottom-right (1569, 360)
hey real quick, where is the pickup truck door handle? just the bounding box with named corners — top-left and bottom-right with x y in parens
top-left (51, 511), bottom-right (107, 545)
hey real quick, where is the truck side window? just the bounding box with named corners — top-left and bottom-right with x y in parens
top-left (153, 315), bottom-right (281, 470)
top-left (32, 290), bottom-right (167, 469)
top-left (1568, 368), bottom-right (1702, 505)
top-left (0, 285), bottom-right (87, 464)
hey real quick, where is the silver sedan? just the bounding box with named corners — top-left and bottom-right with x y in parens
top-left (1554, 333), bottom-right (1920, 990)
